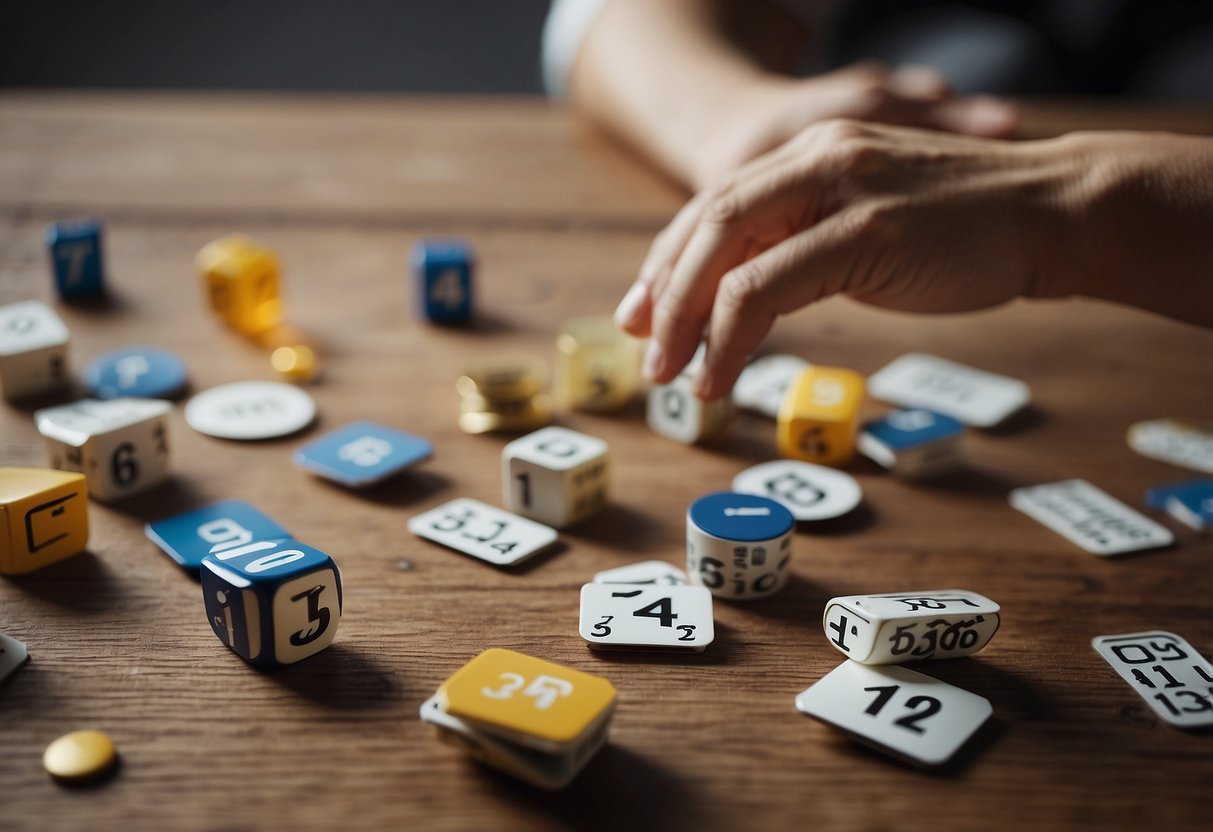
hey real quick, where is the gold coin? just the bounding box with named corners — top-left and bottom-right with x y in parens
top-left (43, 729), bottom-right (118, 782)
top-left (271, 345), bottom-right (318, 382)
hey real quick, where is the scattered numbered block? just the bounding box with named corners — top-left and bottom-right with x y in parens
top-left (554, 315), bottom-right (643, 412)
top-left (686, 491), bottom-right (794, 601)
top-left (457, 358), bottom-right (552, 434)
top-left (1146, 479), bottom-right (1213, 532)
top-left (502, 427), bottom-right (609, 528)
top-left (84, 345), bottom-right (188, 400)
top-left (185, 381), bottom-right (316, 440)
top-left (294, 421), bottom-right (432, 488)
top-left (36, 398), bottom-right (171, 502)
top-left (795, 660), bottom-right (992, 768)
top-left (733, 354), bottom-right (809, 418)
top-left (593, 560), bottom-right (687, 586)
top-left (777, 366), bottom-right (864, 466)
top-left (0, 467), bottom-right (89, 575)
top-left (145, 500), bottom-right (290, 573)
top-left (647, 344), bottom-right (734, 444)
top-left (858, 409), bottom-right (965, 479)
top-left (200, 537), bottom-right (342, 667)
top-left (46, 218), bottom-right (105, 299)
top-left (1092, 631), bottom-right (1213, 730)
top-left (409, 498), bottom-right (557, 567)
top-left (580, 584), bottom-right (714, 651)
top-left (823, 589), bottom-right (1000, 665)
top-left (43, 729), bottom-right (118, 783)
top-left (867, 353), bottom-right (1029, 428)
top-left (1129, 419), bottom-right (1213, 475)
top-left (413, 238), bottom-right (473, 324)
top-left (1010, 479), bottom-right (1174, 556)
top-left (0, 300), bottom-right (70, 402)
top-left (1, 631), bottom-right (30, 685)
top-left (732, 460), bottom-right (861, 522)
top-left (196, 234), bottom-right (283, 336)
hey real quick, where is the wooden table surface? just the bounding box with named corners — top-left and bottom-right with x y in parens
top-left (0, 92), bottom-right (1211, 832)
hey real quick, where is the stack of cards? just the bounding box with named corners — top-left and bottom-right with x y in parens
top-left (420, 648), bottom-right (617, 790)
top-left (858, 409), bottom-right (965, 479)
top-left (1010, 479), bottom-right (1174, 555)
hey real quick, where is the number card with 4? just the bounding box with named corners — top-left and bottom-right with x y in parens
top-left (409, 498), bottom-right (557, 567)
top-left (795, 660), bottom-right (992, 767)
top-left (1092, 631), bottom-right (1213, 729)
top-left (593, 560), bottom-right (687, 586)
top-left (579, 584), bottom-right (714, 651)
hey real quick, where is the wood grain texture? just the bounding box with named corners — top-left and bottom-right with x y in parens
top-left (1, 93), bottom-right (1211, 832)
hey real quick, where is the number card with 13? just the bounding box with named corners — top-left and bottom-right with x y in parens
top-left (579, 584), bottom-right (714, 651)
top-left (1092, 631), bottom-right (1213, 729)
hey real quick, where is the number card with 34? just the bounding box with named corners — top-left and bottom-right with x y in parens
top-left (579, 584), bottom-right (714, 651)
top-left (408, 498), bottom-right (557, 567)
top-left (1092, 631), bottom-right (1213, 729)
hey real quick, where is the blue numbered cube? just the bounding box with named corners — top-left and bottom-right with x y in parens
top-left (857, 409), bottom-right (965, 479)
top-left (1147, 479), bottom-right (1213, 531)
top-left (294, 420), bottom-right (432, 488)
top-left (412, 238), bottom-right (473, 323)
top-left (145, 499), bottom-right (290, 573)
top-left (201, 538), bottom-right (342, 667)
top-left (46, 218), bottom-right (106, 299)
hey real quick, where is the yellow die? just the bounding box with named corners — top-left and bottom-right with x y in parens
top-left (0, 467), bottom-right (89, 575)
top-left (196, 234), bottom-right (282, 336)
top-left (554, 316), bottom-right (643, 412)
top-left (778, 366), bottom-right (865, 466)
top-left (439, 648), bottom-right (617, 752)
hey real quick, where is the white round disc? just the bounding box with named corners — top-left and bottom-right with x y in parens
top-left (732, 460), bottom-right (862, 521)
top-left (185, 381), bottom-right (316, 440)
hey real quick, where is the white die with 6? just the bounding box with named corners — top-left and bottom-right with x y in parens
top-left (502, 427), bottom-right (610, 528)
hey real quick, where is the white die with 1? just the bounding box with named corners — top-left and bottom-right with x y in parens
top-left (0, 300), bottom-right (70, 401)
top-left (502, 427), bottom-right (610, 528)
top-left (823, 589), bottom-right (1000, 665)
top-left (579, 584), bottom-right (714, 651)
top-left (647, 344), bottom-right (734, 444)
top-left (35, 397), bottom-right (172, 501)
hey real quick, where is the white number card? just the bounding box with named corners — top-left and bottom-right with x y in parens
top-left (579, 584), bottom-right (714, 651)
top-left (409, 498), bottom-right (557, 566)
top-left (795, 661), bottom-right (992, 767)
top-left (1009, 479), bottom-right (1174, 556)
top-left (1092, 631), bottom-right (1213, 729)
top-left (867, 353), bottom-right (1029, 428)
top-left (733, 354), bottom-right (810, 418)
top-left (1127, 419), bottom-right (1213, 475)
top-left (592, 560), bottom-right (687, 586)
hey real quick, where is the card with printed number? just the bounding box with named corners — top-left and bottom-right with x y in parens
top-left (294, 420), bottom-right (432, 487)
top-left (579, 584), bottom-right (714, 651)
top-left (795, 660), bottom-right (992, 767)
top-left (145, 499), bottom-right (290, 572)
top-left (592, 560), bottom-right (687, 586)
top-left (1128, 419), bottom-right (1213, 475)
top-left (1009, 479), bottom-right (1174, 555)
top-left (867, 353), bottom-right (1029, 428)
top-left (409, 498), bottom-right (557, 567)
top-left (1092, 631), bottom-right (1213, 729)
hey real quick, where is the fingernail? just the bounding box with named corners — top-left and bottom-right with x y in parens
top-left (693, 368), bottom-right (713, 401)
top-left (642, 339), bottom-right (664, 382)
top-left (614, 282), bottom-right (647, 329)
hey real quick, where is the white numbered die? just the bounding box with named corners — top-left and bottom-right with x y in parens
top-left (1092, 631), bottom-right (1213, 729)
top-left (579, 584), bottom-right (714, 651)
top-left (0, 300), bottom-right (70, 402)
top-left (822, 589), bottom-right (1000, 665)
top-left (35, 398), bottom-right (171, 501)
top-left (592, 560), bottom-right (687, 586)
top-left (502, 426), bottom-right (610, 528)
top-left (408, 498), bottom-right (557, 567)
top-left (647, 345), bottom-right (734, 444)
top-left (733, 354), bottom-right (809, 418)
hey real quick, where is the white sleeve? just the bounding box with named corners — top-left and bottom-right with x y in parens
top-left (541, 0), bottom-right (607, 97)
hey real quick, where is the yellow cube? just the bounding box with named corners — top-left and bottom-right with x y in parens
top-left (778, 366), bottom-right (865, 466)
top-left (0, 467), bottom-right (89, 575)
top-left (196, 234), bottom-right (282, 336)
top-left (438, 648), bottom-right (617, 752)
top-left (554, 316), bottom-right (643, 412)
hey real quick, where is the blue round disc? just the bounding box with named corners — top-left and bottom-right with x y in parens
top-left (688, 491), bottom-right (795, 542)
top-left (84, 346), bottom-right (188, 400)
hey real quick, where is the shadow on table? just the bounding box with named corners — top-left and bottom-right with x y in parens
top-left (93, 476), bottom-right (212, 524)
top-left (564, 502), bottom-right (668, 550)
top-left (982, 404), bottom-right (1048, 437)
top-left (270, 642), bottom-right (402, 711)
top-left (317, 468), bottom-right (452, 508)
top-left (1, 550), bottom-right (129, 612)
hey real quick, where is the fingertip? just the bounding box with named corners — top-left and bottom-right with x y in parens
top-left (642, 338), bottom-right (664, 383)
top-left (614, 282), bottom-right (649, 331)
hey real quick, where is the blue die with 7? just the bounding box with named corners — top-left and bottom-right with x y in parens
top-left (412, 238), bottom-right (473, 323)
top-left (46, 218), bottom-right (106, 299)
top-left (201, 538), bottom-right (342, 667)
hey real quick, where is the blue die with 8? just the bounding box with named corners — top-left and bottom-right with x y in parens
top-left (412, 238), bottom-right (473, 323)
top-left (201, 538), bottom-right (342, 667)
top-left (46, 218), bottom-right (106, 299)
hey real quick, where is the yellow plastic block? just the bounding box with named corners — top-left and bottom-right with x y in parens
top-left (0, 467), bottom-right (89, 575)
top-left (196, 234), bottom-right (282, 336)
top-left (777, 366), bottom-right (865, 466)
top-left (439, 648), bottom-right (616, 750)
top-left (554, 316), bottom-right (643, 412)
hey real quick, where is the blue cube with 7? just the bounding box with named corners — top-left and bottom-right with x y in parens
top-left (46, 218), bottom-right (106, 299)
top-left (412, 239), bottom-right (473, 323)
top-left (201, 538), bottom-right (342, 667)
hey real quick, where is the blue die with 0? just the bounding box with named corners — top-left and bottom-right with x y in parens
top-left (412, 238), bottom-right (473, 323)
top-left (294, 420), bottom-right (432, 488)
top-left (46, 217), bottom-right (106, 299)
top-left (145, 499), bottom-right (290, 573)
top-left (200, 537), bottom-right (342, 667)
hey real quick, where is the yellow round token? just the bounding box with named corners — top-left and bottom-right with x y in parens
top-left (43, 729), bottom-right (118, 782)
top-left (271, 345), bottom-right (318, 382)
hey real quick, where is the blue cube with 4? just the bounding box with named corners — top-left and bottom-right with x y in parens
top-left (412, 238), bottom-right (473, 323)
top-left (46, 218), bottom-right (106, 299)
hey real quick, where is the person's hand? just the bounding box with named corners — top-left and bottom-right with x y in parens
top-left (688, 62), bottom-right (1019, 189)
top-left (615, 119), bottom-right (1097, 400)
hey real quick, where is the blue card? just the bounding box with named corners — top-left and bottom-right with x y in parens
top-left (1146, 479), bottom-right (1213, 530)
top-left (46, 217), bottom-right (105, 298)
top-left (861, 409), bottom-right (965, 450)
top-left (84, 345), bottom-right (189, 400)
top-left (293, 421), bottom-right (432, 487)
top-left (145, 500), bottom-right (290, 572)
